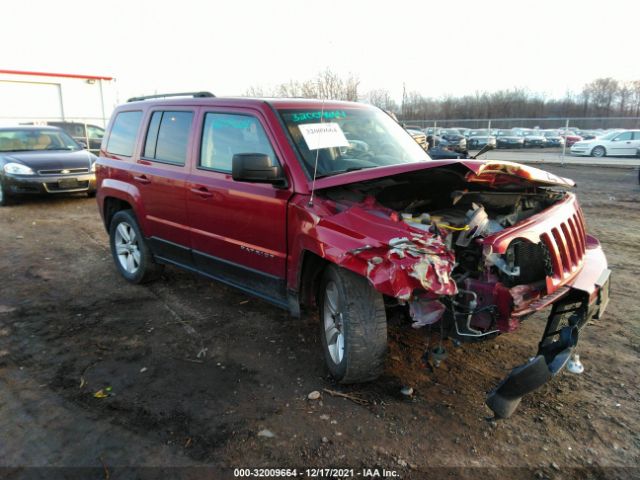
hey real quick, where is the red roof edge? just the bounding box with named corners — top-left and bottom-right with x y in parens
top-left (0, 69), bottom-right (113, 81)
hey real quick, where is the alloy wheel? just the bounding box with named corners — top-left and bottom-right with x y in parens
top-left (323, 280), bottom-right (345, 364)
top-left (114, 221), bottom-right (141, 274)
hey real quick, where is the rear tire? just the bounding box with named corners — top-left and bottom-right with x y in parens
top-left (109, 210), bottom-right (163, 284)
top-left (319, 265), bottom-right (387, 383)
top-left (591, 146), bottom-right (606, 158)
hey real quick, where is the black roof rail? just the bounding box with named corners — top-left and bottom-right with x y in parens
top-left (127, 91), bottom-right (215, 102)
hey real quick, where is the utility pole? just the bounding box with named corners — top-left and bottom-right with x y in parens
top-left (561, 118), bottom-right (569, 167)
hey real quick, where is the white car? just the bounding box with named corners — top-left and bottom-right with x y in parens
top-left (570, 130), bottom-right (640, 157)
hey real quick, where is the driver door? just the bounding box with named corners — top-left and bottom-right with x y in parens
top-left (609, 131), bottom-right (634, 156)
top-left (186, 108), bottom-right (291, 306)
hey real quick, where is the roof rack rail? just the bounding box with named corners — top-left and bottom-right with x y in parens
top-left (127, 91), bottom-right (215, 102)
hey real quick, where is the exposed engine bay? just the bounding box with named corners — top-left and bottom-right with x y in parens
top-left (322, 166), bottom-right (567, 341)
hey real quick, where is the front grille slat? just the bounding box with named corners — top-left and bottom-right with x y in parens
top-left (574, 213), bottom-right (587, 253)
top-left (38, 168), bottom-right (90, 175)
top-left (560, 223), bottom-right (578, 266)
top-left (551, 227), bottom-right (570, 273)
top-left (542, 232), bottom-right (563, 277)
top-left (568, 216), bottom-right (585, 256)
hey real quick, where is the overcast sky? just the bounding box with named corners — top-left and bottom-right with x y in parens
top-left (3, 0), bottom-right (638, 103)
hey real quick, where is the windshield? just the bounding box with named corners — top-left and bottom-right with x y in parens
top-left (0, 129), bottom-right (81, 152)
top-left (441, 129), bottom-right (460, 135)
top-left (278, 108), bottom-right (431, 178)
top-left (543, 131), bottom-right (558, 137)
top-left (598, 131), bottom-right (621, 141)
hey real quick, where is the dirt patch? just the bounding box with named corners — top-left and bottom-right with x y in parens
top-left (0, 167), bottom-right (638, 478)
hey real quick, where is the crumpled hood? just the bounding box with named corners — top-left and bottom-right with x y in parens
top-left (462, 160), bottom-right (575, 188)
top-left (310, 158), bottom-right (575, 191)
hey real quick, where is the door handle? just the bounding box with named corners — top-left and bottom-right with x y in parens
top-left (133, 174), bottom-right (150, 184)
top-left (190, 186), bottom-right (213, 198)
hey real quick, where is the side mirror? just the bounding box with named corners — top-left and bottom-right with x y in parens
top-left (77, 141), bottom-right (87, 149)
top-left (232, 153), bottom-right (287, 188)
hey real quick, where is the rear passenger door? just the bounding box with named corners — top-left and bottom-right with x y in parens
top-left (631, 131), bottom-right (640, 155)
top-left (186, 108), bottom-right (291, 306)
top-left (136, 109), bottom-right (195, 265)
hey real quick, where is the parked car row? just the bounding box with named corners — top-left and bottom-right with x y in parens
top-left (416, 125), bottom-right (639, 154)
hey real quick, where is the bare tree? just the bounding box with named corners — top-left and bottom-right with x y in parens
top-left (583, 78), bottom-right (619, 116)
top-left (366, 89), bottom-right (398, 112)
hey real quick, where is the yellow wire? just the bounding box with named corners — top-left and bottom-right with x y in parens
top-left (438, 224), bottom-right (470, 231)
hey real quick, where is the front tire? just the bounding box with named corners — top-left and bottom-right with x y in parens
top-left (109, 210), bottom-right (163, 284)
top-left (591, 146), bottom-right (606, 158)
top-left (0, 181), bottom-right (12, 206)
top-left (319, 265), bottom-right (387, 383)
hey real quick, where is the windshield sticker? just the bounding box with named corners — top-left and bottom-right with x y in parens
top-left (210, 117), bottom-right (253, 129)
top-left (298, 122), bottom-right (350, 150)
top-left (291, 111), bottom-right (347, 123)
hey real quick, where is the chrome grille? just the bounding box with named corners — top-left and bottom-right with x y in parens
top-left (38, 168), bottom-right (90, 175)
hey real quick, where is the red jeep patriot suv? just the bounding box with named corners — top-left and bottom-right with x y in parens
top-left (96, 92), bottom-right (610, 418)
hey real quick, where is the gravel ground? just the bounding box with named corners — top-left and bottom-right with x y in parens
top-left (0, 165), bottom-right (638, 479)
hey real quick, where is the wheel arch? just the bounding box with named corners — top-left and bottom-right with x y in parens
top-left (103, 196), bottom-right (134, 232)
top-left (297, 249), bottom-right (331, 311)
top-left (98, 179), bottom-right (145, 232)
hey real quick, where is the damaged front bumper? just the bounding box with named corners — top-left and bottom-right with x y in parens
top-left (486, 268), bottom-right (610, 418)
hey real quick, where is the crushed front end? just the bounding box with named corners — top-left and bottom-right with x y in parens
top-left (304, 160), bottom-right (609, 417)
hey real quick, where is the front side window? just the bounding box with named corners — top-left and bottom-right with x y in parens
top-left (106, 111), bottom-right (143, 156)
top-left (613, 132), bottom-right (632, 141)
top-left (199, 113), bottom-right (277, 172)
top-left (278, 107), bottom-right (430, 178)
top-left (143, 111), bottom-right (193, 165)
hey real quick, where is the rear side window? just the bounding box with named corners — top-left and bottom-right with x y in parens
top-left (199, 113), bottom-right (277, 172)
top-left (143, 111), bottom-right (193, 165)
top-left (106, 111), bottom-right (143, 156)
top-left (633, 131), bottom-right (640, 140)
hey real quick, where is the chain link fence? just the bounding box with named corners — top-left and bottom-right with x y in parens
top-left (398, 116), bottom-right (640, 131)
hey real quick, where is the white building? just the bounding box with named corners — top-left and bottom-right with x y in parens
top-left (0, 69), bottom-right (116, 127)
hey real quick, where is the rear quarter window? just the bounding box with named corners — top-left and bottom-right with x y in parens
top-left (106, 111), bottom-right (143, 157)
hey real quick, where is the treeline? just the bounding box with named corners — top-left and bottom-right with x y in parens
top-left (398, 78), bottom-right (640, 120)
top-left (246, 71), bottom-right (640, 120)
